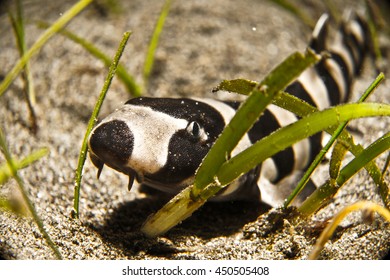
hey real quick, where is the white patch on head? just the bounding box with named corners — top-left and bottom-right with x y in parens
top-left (100, 104), bottom-right (188, 175)
top-left (298, 67), bottom-right (330, 110)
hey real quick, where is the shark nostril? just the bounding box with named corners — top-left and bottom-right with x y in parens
top-left (88, 120), bottom-right (134, 167)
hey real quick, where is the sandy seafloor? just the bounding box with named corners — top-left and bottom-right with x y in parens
top-left (0, 0), bottom-right (389, 260)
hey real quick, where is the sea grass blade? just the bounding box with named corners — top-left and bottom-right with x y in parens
top-left (72, 32), bottom-right (131, 219)
top-left (0, 0), bottom-right (93, 97)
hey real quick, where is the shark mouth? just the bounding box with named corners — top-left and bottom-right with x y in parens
top-left (89, 152), bottom-right (143, 191)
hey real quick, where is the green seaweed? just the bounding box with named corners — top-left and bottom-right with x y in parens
top-left (36, 21), bottom-right (142, 97)
top-left (143, 0), bottom-right (172, 88)
top-left (0, 0), bottom-right (93, 97)
top-left (8, 0), bottom-right (37, 132)
top-left (72, 31), bottom-right (131, 219)
top-left (299, 132), bottom-right (390, 216)
top-left (0, 127), bottom-right (60, 259)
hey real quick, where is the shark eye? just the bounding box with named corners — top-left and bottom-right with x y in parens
top-left (186, 121), bottom-right (208, 142)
